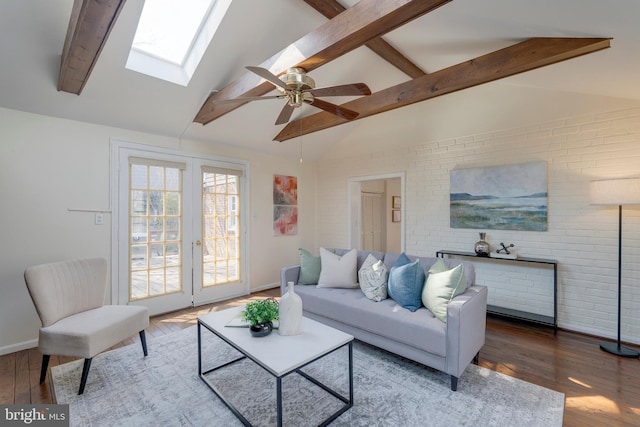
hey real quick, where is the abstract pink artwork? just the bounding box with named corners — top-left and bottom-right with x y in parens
top-left (273, 175), bottom-right (298, 236)
top-left (273, 206), bottom-right (298, 236)
top-left (273, 175), bottom-right (298, 205)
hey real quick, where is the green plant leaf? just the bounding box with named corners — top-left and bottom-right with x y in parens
top-left (241, 298), bottom-right (279, 326)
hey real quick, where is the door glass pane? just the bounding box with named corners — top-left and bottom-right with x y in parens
top-left (129, 162), bottom-right (183, 301)
top-left (202, 172), bottom-right (241, 287)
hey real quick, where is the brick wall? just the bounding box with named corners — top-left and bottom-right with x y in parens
top-left (315, 107), bottom-right (640, 344)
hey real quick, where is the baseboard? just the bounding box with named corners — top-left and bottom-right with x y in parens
top-left (251, 282), bottom-right (280, 293)
top-left (0, 338), bottom-right (37, 356)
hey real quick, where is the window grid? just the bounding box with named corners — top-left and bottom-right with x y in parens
top-left (202, 172), bottom-right (240, 287)
top-left (129, 163), bottom-right (183, 301)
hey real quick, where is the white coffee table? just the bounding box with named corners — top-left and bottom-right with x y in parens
top-left (197, 305), bottom-right (354, 427)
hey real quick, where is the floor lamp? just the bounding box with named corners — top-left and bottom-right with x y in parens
top-left (590, 178), bottom-right (640, 358)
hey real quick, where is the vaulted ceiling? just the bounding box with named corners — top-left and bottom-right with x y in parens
top-left (1, 0), bottom-right (639, 161)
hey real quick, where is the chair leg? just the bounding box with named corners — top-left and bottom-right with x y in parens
top-left (78, 358), bottom-right (92, 395)
top-left (139, 330), bottom-right (148, 357)
top-left (40, 355), bottom-right (50, 384)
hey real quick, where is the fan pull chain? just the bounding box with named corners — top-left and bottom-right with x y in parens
top-left (299, 112), bottom-right (303, 163)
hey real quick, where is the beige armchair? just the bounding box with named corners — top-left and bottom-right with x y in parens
top-left (24, 258), bottom-right (149, 395)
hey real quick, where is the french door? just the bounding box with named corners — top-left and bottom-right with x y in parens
top-left (112, 142), bottom-right (248, 315)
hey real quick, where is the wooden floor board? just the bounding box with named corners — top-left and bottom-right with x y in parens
top-left (1, 288), bottom-right (638, 426)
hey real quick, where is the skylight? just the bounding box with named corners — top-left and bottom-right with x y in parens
top-left (126, 0), bottom-right (231, 86)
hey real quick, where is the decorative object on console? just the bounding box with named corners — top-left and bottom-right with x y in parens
top-left (279, 281), bottom-right (303, 335)
top-left (474, 232), bottom-right (490, 256)
top-left (590, 177), bottom-right (640, 358)
top-left (491, 242), bottom-right (517, 259)
top-left (450, 161), bottom-right (548, 231)
top-left (242, 298), bottom-right (279, 337)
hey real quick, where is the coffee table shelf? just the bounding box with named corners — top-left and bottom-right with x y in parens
top-left (198, 306), bottom-right (354, 427)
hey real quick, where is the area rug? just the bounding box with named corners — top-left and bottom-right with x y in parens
top-left (52, 326), bottom-right (564, 426)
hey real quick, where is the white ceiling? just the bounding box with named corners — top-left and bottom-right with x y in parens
top-left (1, 0), bottom-right (639, 161)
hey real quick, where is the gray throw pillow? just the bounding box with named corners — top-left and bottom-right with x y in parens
top-left (358, 254), bottom-right (388, 302)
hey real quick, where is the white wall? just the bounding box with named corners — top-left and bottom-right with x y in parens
top-left (315, 106), bottom-right (640, 345)
top-left (0, 107), bottom-right (315, 354)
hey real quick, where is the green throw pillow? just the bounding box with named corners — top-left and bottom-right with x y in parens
top-left (422, 259), bottom-right (466, 323)
top-left (298, 248), bottom-right (321, 285)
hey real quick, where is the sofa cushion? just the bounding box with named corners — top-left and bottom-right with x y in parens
top-left (387, 254), bottom-right (425, 312)
top-left (422, 259), bottom-right (467, 323)
top-left (317, 247), bottom-right (358, 288)
top-left (358, 254), bottom-right (388, 302)
top-left (383, 252), bottom-right (475, 290)
top-left (333, 249), bottom-right (385, 272)
top-left (295, 285), bottom-right (446, 357)
top-left (298, 248), bottom-right (321, 285)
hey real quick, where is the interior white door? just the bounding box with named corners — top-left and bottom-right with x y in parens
top-left (361, 193), bottom-right (383, 251)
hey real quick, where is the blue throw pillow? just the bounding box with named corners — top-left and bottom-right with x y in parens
top-left (388, 254), bottom-right (425, 312)
top-left (387, 253), bottom-right (411, 301)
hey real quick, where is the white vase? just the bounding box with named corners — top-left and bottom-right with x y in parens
top-left (278, 281), bottom-right (303, 336)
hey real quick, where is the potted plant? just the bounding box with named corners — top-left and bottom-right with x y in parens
top-left (242, 298), bottom-right (279, 337)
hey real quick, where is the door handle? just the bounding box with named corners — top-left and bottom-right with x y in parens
top-left (195, 240), bottom-right (202, 246)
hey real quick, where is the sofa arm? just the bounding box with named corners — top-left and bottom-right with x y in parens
top-left (280, 265), bottom-right (301, 295)
top-left (445, 285), bottom-right (488, 378)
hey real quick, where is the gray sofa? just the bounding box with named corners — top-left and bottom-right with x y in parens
top-left (280, 249), bottom-right (488, 391)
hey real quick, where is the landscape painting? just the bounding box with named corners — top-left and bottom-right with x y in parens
top-left (450, 161), bottom-right (547, 231)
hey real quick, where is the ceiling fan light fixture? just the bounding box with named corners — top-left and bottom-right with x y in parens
top-left (213, 65), bottom-right (371, 128)
top-left (279, 67), bottom-right (315, 91)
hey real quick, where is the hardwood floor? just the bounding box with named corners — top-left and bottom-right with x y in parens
top-left (1, 288), bottom-right (639, 426)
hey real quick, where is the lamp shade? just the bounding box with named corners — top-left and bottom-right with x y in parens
top-left (590, 178), bottom-right (640, 205)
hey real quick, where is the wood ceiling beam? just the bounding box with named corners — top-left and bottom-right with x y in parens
top-left (193, 0), bottom-right (451, 125)
top-left (303, 0), bottom-right (426, 78)
top-left (274, 37), bottom-right (611, 142)
top-left (58, 0), bottom-right (127, 94)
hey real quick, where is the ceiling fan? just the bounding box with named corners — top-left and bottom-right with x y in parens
top-left (211, 66), bottom-right (372, 125)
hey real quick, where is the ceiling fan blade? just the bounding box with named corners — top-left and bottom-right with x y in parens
top-left (274, 103), bottom-right (295, 125)
top-left (306, 98), bottom-right (359, 121)
top-left (305, 83), bottom-right (371, 97)
top-left (211, 95), bottom-right (284, 105)
top-left (246, 66), bottom-right (290, 91)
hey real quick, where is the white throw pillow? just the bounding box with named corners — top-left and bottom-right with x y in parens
top-left (317, 248), bottom-right (358, 288)
top-left (358, 253), bottom-right (388, 301)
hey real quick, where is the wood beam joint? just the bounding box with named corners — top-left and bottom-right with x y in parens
top-left (193, 0), bottom-right (451, 125)
top-left (274, 37), bottom-right (612, 141)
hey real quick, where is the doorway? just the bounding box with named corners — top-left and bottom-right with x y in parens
top-left (348, 173), bottom-right (404, 252)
